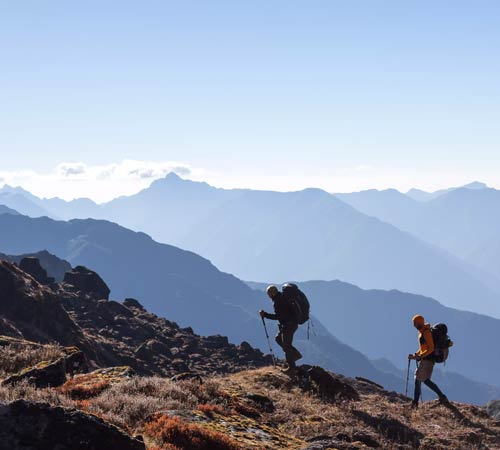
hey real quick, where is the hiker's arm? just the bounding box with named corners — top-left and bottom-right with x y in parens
top-left (262, 311), bottom-right (278, 320)
top-left (419, 329), bottom-right (435, 358)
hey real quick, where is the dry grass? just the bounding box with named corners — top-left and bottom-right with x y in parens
top-left (0, 379), bottom-right (74, 408)
top-left (78, 376), bottom-right (202, 430)
top-left (0, 366), bottom-right (498, 449)
top-left (0, 343), bottom-right (63, 378)
top-left (196, 403), bottom-right (225, 417)
top-left (144, 415), bottom-right (241, 450)
top-left (58, 374), bottom-right (111, 399)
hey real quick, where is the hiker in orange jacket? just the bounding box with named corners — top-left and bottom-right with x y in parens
top-left (408, 314), bottom-right (448, 408)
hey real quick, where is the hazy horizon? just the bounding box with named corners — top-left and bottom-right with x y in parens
top-left (0, 163), bottom-right (493, 203)
top-left (2, 2), bottom-right (500, 201)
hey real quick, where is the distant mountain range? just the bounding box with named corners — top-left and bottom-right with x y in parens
top-left (1, 175), bottom-right (499, 317)
top-left (405, 181), bottom-right (488, 202)
top-left (335, 182), bottom-right (500, 281)
top-left (1, 213), bottom-right (500, 402)
top-left (0, 213), bottom-right (404, 392)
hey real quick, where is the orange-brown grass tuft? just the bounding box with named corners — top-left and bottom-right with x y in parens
top-left (196, 403), bottom-right (225, 417)
top-left (59, 374), bottom-right (110, 399)
top-left (145, 415), bottom-right (241, 450)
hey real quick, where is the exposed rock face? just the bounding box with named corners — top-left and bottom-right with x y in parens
top-left (19, 257), bottom-right (54, 285)
top-left (63, 266), bottom-right (110, 300)
top-left (0, 261), bottom-right (88, 350)
top-left (0, 400), bottom-right (145, 450)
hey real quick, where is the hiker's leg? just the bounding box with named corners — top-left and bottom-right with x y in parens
top-left (423, 379), bottom-right (446, 399)
top-left (275, 327), bottom-right (284, 350)
top-left (281, 324), bottom-right (299, 367)
top-left (413, 379), bottom-right (422, 403)
top-left (288, 325), bottom-right (302, 361)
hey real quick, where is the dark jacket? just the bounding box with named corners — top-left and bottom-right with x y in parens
top-left (262, 293), bottom-right (295, 325)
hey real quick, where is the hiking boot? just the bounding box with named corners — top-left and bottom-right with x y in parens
top-left (438, 396), bottom-right (449, 405)
top-left (410, 400), bottom-right (419, 409)
top-left (292, 350), bottom-right (302, 362)
top-left (282, 366), bottom-right (297, 376)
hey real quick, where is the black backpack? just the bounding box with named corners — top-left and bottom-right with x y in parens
top-left (431, 323), bottom-right (453, 363)
top-left (282, 283), bottom-right (310, 325)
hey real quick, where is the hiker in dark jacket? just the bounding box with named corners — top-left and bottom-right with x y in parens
top-left (409, 314), bottom-right (448, 408)
top-left (260, 285), bottom-right (302, 372)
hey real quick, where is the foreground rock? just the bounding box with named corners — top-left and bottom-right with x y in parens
top-left (0, 400), bottom-right (145, 450)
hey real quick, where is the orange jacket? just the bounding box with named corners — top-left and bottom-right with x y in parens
top-left (415, 323), bottom-right (434, 359)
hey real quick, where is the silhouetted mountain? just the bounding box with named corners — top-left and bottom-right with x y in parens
top-left (335, 188), bottom-right (420, 224)
top-left (248, 279), bottom-right (500, 390)
top-left (0, 204), bottom-right (19, 216)
top-left (0, 214), bottom-right (405, 391)
top-left (0, 186), bottom-right (53, 218)
top-left (406, 181), bottom-right (488, 202)
top-left (337, 184), bottom-right (500, 281)
top-left (9, 175), bottom-right (500, 316)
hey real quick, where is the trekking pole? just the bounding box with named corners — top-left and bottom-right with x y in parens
top-left (405, 359), bottom-right (411, 397)
top-left (261, 317), bottom-right (276, 367)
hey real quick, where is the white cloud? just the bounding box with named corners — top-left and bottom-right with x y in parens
top-left (0, 159), bottom-right (201, 203)
top-left (56, 162), bottom-right (88, 177)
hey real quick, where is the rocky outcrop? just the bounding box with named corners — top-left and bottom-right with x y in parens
top-left (63, 266), bottom-right (110, 300)
top-left (0, 400), bottom-right (145, 450)
top-left (0, 258), bottom-right (272, 378)
top-left (0, 261), bottom-right (87, 349)
top-left (19, 257), bottom-right (54, 285)
top-left (0, 251), bottom-right (71, 283)
top-left (60, 289), bottom-right (273, 376)
top-left (297, 365), bottom-right (360, 402)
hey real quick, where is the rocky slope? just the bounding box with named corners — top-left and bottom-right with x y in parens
top-left (1, 361), bottom-right (500, 449)
top-left (0, 259), bottom-right (271, 377)
top-left (1, 257), bottom-right (500, 449)
top-left (0, 215), bottom-right (410, 392)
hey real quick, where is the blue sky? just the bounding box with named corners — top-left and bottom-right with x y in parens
top-left (1, 1), bottom-right (499, 200)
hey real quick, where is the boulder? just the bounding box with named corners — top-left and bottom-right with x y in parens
top-left (0, 400), bottom-right (145, 450)
top-left (19, 257), bottom-right (54, 285)
top-left (63, 266), bottom-right (110, 300)
top-left (244, 392), bottom-right (275, 412)
top-left (297, 365), bottom-right (360, 402)
top-left (123, 298), bottom-right (145, 310)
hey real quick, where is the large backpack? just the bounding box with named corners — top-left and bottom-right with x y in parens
top-left (282, 283), bottom-right (310, 325)
top-left (430, 323), bottom-right (453, 363)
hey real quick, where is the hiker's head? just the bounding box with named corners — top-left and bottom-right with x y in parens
top-left (412, 314), bottom-right (425, 330)
top-left (266, 285), bottom-right (279, 300)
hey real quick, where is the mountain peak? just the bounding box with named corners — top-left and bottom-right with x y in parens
top-left (463, 181), bottom-right (488, 190)
top-left (165, 171), bottom-right (183, 182)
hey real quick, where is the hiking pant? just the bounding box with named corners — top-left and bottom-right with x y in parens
top-left (413, 360), bottom-right (445, 402)
top-left (275, 322), bottom-right (301, 368)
